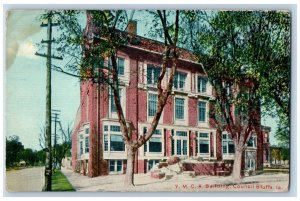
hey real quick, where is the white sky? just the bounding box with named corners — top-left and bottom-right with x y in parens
top-left (5, 10), bottom-right (280, 150)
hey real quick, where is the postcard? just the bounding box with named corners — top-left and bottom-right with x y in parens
top-left (5, 9), bottom-right (290, 192)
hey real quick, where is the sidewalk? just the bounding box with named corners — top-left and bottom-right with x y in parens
top-left (61, 167), bottom-right (289, 192)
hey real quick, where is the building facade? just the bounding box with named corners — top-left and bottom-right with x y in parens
top-left (71, 15), bottom-right (265, 177)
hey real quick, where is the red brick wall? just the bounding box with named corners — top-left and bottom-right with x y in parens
top-left (188, 97), bottom-right (197, 127)
top-left (100, 85), bottom-right (109, 118)
top-left (210, 132), bottom-right (214, 158)
top-left (138, 90), bottom-right (147, 123)
top-left (163, 96), bottom-right (173, 124)
top-left (88, 83), bottom-right (99, 177)
top-left (256, 129), bottom-right (264, 171)
top-left (137, 159), bottom-right (146, 174)
top-left (165, 129), bottom-right (172, 156)
top-left (189, 131), bottom-right (196, 157)
top-left (126, 57), bottom-right (138, 140)
top-left (216, 130), bottom-right (223, 160)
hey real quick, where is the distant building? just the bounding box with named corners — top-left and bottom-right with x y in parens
top-left (72, 13), bottom-right (267, 177)
top-left (262, 126), bottom-right (271, 167)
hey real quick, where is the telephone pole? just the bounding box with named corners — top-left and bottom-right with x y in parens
top-left (36, 11), bottom-right (62, 191)
top-left (52, 109), bottom-right (61, 169)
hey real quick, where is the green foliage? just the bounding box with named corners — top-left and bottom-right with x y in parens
top-left (51, 170), bottom-right (75, 191)
top-left (271, 148), bottom-right (282, 163)
top-left (6, 135), bottom-right (24, 167)
top-left (280, 147), bottom-right (290, 162)
top-left (275, 115), bottom-right (290, 147)
top-left (6, 135), bottom-right (46, 167)
top-left (185, 11), bottom-right (290, 142)
top-left (21, 148), bottom-right (37, 166)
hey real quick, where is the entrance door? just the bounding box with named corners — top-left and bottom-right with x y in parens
top-left (245, 151), bottom-right (256, 171)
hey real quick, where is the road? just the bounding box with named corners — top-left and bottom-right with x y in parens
top-left (6, 167), bottom-right (45, 192)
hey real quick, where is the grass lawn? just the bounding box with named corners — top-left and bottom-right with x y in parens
top-left (52, 170), bottom-right (75, 191)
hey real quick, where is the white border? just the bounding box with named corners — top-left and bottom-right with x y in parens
top-left (1, 2), bottom-right (298, 200)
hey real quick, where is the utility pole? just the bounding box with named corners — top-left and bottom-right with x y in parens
top-left (36, 11), bottom-right (62, 191)
top-left (52, 109), bottom-right (61, 170)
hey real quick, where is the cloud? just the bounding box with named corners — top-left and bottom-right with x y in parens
top-left (17, 41), bottom-right (38, 59)
top-left (6, 10), bottom-right (43, 69)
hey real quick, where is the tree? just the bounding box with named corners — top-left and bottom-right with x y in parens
top-left (53, 122), bottom-right (72, 169)
top-left (39, 122), bottom-right (72, 169)
top-left (280, 147), bottom-right (289, 165)
top-left (271, 148), bottom-right (281, 164)
top-left (275, 115), bottom-right (290, 147)
top-left (41, 10), bottom-right (181, 187)
top-left (187, 11), bottom-right (290, 181)
top-left (86, 10), bottom-right (180, 187)
top-left (21, 148), bottom-right (38, 166)
top-left (6, 135), bottom-right (24, 167)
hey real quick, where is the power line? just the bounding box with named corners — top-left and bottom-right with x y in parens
top-left (35, 11), bottom-right (62, 192)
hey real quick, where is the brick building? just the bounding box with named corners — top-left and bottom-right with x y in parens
top-left (71, 15), bottom-right (267, 177)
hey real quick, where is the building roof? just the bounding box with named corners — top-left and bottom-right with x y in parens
top-left (83, 14), bottom-right (200, 65)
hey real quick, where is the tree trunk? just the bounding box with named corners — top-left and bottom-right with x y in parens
top-left (124, 146), bottom-right (136, 188)
top-left (231, 147), bottom-right (243, 182)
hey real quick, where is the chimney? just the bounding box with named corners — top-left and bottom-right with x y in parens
top-left (126, 20), bottom-right (137, 35)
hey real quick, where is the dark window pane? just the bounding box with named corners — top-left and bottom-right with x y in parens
top-left (198, 101), bottom-right (206, 122)
top-left (85, 137), bottom-right (89, 153)
top-left (177, 140), bottom-right (181, 155)
top-left (117, 58), bottom-right (124, 75)
top-left (149, 141), bottom-right (162, 152)
top-left (109, 160), bottom-right (115, 171)
top-left (228, 142), bottom-right (235, 154)
top-left (183, 140), bottom-right (187, 155)
top-left (117, 160), bottom-right (122, 171)
top-left (148, 94), bottom-right (157, 117)
top-left (110, 135), bottom-right (125, 151)
top-left (199, 140), bottom-right (209, 154)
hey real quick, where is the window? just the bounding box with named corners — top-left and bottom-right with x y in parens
top-left (110, 88), bottom-right (122, 113)
top-left (247, 136), bottom-right (257, 148)
top-left (110, 135), bottom-right (125, 151)
top-left (85, 137), bottom-right (89, 153)
top-left (104, 135), bottom-right (108, 151)
top-left (85, 128), bottom-right (89, 135)
top-left (196, 133), bottom-right (210, 154)
top-left (222, 134), bottom-right (235, 154)
top-left (103, 124), bottom-right (125, 152)
top-left (176, 140), bottom-right (181, 155)
top-left (144, 128), bottom-right (162, 153)
top-left (198, 76), bottom-right (207, 93)
top-left (104, 125), bottom-right (108, 131)
top-left (80, 141), bottom-right (83, 155)
top-left (174, 131), bottom-right (188, 156)
top-left (148, 94), bottom-right (158, 117)
top-left (110, 125), bottom-right (121, 132)
top-left (175, 98), bottom-right (185, 120)
top-left (147, 64), bottom-right (161, 85)
top-left (149, 138), bottom-right (162, 152)
top-left (176, 131), bottom-right (188, 137)
top-left (198, 101), bottom-right (207, 122)
top-left (117, 58), bottom-right (125, 75)
top-left (109, 160), bottom-right (123, 173)
top-left (148, 160), bottom-right (160, 171)
top-left (108, 57), bottom-right (125, 75)
top-left (174, 72), bottom-right (187, 90)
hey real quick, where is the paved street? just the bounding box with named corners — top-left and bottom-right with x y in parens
top-left (61, 167), bottom-right (289, 192)
top-left (6, 167), bottom-right (45, 192)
